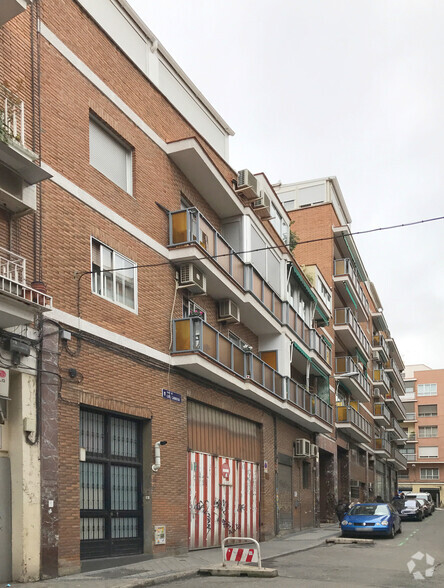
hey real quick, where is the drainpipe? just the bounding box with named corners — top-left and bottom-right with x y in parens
top-left (152, 441), bottom-right (167, 472)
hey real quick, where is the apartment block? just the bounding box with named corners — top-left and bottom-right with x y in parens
top-left (400, 365), bottom-right (444, 506)
top-left (0, 1), bottom-right (338, 582)
top-left (275, 178), bottom-right (407, 520)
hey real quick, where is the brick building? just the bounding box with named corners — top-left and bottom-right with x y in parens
top-left (1, 1), bottom-right (336, 582)
top-left (400, 365), bottom-right (444, 507)
top-left (275, 178), bottom-right (408, 519)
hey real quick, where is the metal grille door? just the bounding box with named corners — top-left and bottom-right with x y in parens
top-left (80, 409), bottom-right (143, 559)
top-left (188, 451), bottom-right (259, 549)
top-left (278, 463), bottom-right (292, 531)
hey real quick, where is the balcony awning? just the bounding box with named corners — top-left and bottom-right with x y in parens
top-left (293, 341), bottom-right (311, 362)
top-left (0, 140), bottom-right (52, 184)
top-left (310, 361), bottom-right (329, 382)
top-left (291, 266), bottom-right (329, 326)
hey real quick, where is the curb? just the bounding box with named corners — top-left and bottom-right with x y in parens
top-left (118, 569), bottom-right (198, 588)
top-left (261, 530), bottom-right (340, 562)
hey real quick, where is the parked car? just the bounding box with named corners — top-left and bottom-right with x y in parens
top-left (405, 492), bottom-right (435, 512)
top-left (341, 503), bottom-right (401, 538)
top-left (417, 498), bottom-right (433, 517)
top-left (399, 499), bottom-right (424, 521)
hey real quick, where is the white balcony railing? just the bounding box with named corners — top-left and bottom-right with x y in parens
top-left (1, 83), bottom-right (25, 145)
top-left (0, 246), bottom-right (26, 283)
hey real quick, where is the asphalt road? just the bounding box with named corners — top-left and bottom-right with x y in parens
top-left (166, 510), bottom-right (444, 587)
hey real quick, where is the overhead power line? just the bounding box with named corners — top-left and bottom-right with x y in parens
top-left (76, 214), bottom-right (444, 277)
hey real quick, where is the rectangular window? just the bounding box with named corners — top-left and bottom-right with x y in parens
top-left (91, 239), bottom-right (136, 311)
top-left (418, 446), bottom-right (438, 458)
top-left (419, 426), bottom-right (438, 438)
top-left (183, 298), bottom-right (206, 320)
top-left (89, 116), bottom-right (132, 194)
top-left (417, 383), bottom-right (437, 396)
top-left (418, 404), bottom-right (437, 417)
top-left (420, 468), bottom-right (439, 480)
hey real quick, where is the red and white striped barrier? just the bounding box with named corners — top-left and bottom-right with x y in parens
top-left (224, 547), bottom-right (258, 563)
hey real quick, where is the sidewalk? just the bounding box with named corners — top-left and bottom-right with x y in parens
top-left (13, 524), bottom-right (339, 588)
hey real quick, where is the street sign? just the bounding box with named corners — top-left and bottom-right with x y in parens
top-left (162, 389), bottom-right (182, 403)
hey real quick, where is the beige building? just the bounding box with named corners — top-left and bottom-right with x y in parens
top-left (400, 365), bottom-right (444, 506)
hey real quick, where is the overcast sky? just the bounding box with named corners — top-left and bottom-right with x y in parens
top-left (129, 0), bottom-right (444, 369)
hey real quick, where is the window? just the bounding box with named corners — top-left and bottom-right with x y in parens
top-left (228, 331), bottom-right (251, 351)
top-left (250, 225), bottom-right (281, 294)
top-left (420, 468), bottom-right (439, 480)
top-left (419, 426), bottom-right (438, 438)
top-left (282, 199), bottom-right (294, 211)
top-left (418, 405), bottom-right (437, 417)
top-left (398, 470), bottom-right (409, 479)
top-left (418, 446), bottom-right (438, 458)
top-left (89, 116), bottom-right (132, 194)
top-left (183, 298), bottom-right (206, 321)
top-left (91, 239), bottom-right (136, 310)
top-left (302, 461), bottom-right (311, 488)
top-left (417, 383), bottom-right (437, 396)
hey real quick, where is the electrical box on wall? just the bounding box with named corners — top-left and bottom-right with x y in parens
top-left (154, 525), bottom-right (166, 545)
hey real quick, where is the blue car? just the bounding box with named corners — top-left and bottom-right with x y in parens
top-left (341, 503), bottom-right (402, 538)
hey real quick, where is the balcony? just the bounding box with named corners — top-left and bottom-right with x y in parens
top-left (335, 356), bottom-right (371, 403)
top-left (0, 84), bottom-right (51, 215)
top-left (405, 413), bottom-right (417, 422)
top-left (374, 437), bottom-right (391, 458)
top-left (388, 447), bottom-right (408, 470)
top-left (171, 317), bottom-right (332, 432)
top-left (168, 208), bottom-right (331, 368)
top-left (386, 419), bottom-right (407, 445)
top-left (384, 358), bottom-right (406, 396)
top-left (0, 0), bottom-right (29, 26)
top-left (335, 405), bottom-right (372, 443)
top-left (372, 332), bottom-right (389, 362)
top-left (333, 258), bottom-right (370, 321)
top-left (372, 368), bottom-right (391, 395)
top-left (334, 308), bottom-right (370, 357)
top-left (0, 247), bottom-right (52, 328)
top-left (405, 432), bottom-right (417, 442)
top-left (400, 451), bottom-right (416, 462)
top-left (373, 402), bottom-right (391, 426)
top-left (386, 388), bottom-right (407, 420)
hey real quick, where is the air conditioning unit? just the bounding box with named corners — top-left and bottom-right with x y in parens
top-left (293, 439), bottom-right (311, 458)
top-left (217, 299), bottom-right (240, 323)
top-left (252, 191), bottom-right (272, 219)
top-left (236, 169), bottom-right (258, 201)
top-left (310, 444), bottom-right (319, 458)
top-left (178, 263), bottom-right (206, 294)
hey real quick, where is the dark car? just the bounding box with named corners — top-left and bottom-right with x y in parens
top-left (400, 499), bottom-right (424, 521)
top-left (417, 498), bottom-right (432, 517)
top-left (341, 502), bottom-right (401, 538)
top-left (405, 492), bottom-right (435, 513)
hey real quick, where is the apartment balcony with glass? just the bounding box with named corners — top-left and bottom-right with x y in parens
top-left (333, 258), bottom-right (369, 321)
top-left (384, 357), bottom-right (406, 396)
top-left (168, 207), bottom-right (332, 369)
top-left (0, 83), bottom-right (51, 215)
top-left (373, 402), bottom-right (391, 426)
top-left (171, 317), bottom-right (332, 432)
top-left (400, 448), bottom-right (416, 462)
top-left (372, 332), bottom-right (389, 362)
top-left (0, 246), bottom-right (52, 328)
top-left (335, 405), bottom-right (372, 443)
top-left (374, 437), bottom-right (391, 458)
top-left (333, 307), bottom-right (370, 358)
top-left (335, 356), bottom-right (371, 403)
top-left (405, 432), bottom-right (417, 443)
top-left (385, 387), bottom-right (407, 420)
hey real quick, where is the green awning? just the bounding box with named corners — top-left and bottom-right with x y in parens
top-left (293, 341), bottom-right (311, 362)
top-left (355, 347), bottom-right (368, 367)
top-left (310, 362), bottom-right (330, 381)
top-left (344, 283), bottom-right (358, 309)
top-left (322, 336), bottom-right (332, 349)
top-left (343, 235), bottom-right (365, 282)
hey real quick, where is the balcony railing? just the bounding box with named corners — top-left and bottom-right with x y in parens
top-left (172, 317), bottom-right (332, 425)
top-left (405, 413), bottom-right (417, 421)
top-left (406, 432), bottom-right (416, 441)
top-left (372, 332), bottom-right (389, 358)
top-left (386, 388), bottom-right (407, 418)
top-left (336, 405), bottom-right (372, 438)
top-left (169, 208), bottom-right (331, 366)
top-left (334, 307), bottom-right (370, 355)
top-left (373, 368), bottom-right (390, 389)
top-left (384, 357), bottom-right (404, 390)
top-left (333, 258), bottom-right (370, 315)
top-left (400, 452), bottom-right (416, 462)
top-left (335, 356), bottom-right (371, 397)
top-left (390, 419), bottom-right (406, 439)
top-left (392, 448), bottom-right (408, 469)
top-left (0, 246), bottom-right (52, 308)
top-left (375, 437), bottom-right (391, 453)
top-left (374, 402), bottom-right (391, 421)
top-left (1, 83), bottom-right (24, 145)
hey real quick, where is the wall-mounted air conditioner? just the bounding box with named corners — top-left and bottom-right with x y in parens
top-left (293, 439), bottom-right (311, 458)
top-left (252, 191), bottom-right (272, 219)
top-left (178, 263), bottom-right (206, 294)
top-left (217, 299), bottom-right (240, 323)
top-left (236, 169), bottom-right (258, 201)
top-left (310, 443), bottom-right (319, 458)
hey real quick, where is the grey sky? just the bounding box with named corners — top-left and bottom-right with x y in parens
top-left (128, 0), bottom-right (444, 368)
